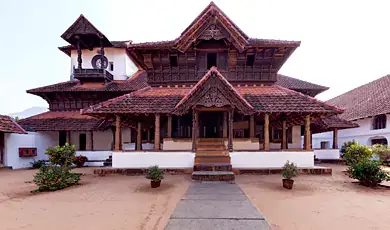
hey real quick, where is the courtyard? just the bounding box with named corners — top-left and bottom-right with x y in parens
top-left (0, 165), bottom-right (389, 230)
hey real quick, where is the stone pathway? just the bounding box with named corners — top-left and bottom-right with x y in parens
top-left (165, 182), bottom-right (270, 230)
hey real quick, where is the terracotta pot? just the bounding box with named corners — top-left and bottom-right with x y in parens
top-left (282, 179), bottom-right (294, 189)
top-left (151, 180), bottom-right (161, 188)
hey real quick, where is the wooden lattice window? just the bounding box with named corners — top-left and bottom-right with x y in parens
top-left (373, 114), bottom-right (386, 130)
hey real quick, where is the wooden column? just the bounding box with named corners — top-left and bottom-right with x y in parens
top-left (192, 109), bottom-right (198, 152)
top-left (66, 131), bottom-right (71, 145)
top-left (223, 112), bottom-right (227, 138)
top-left (114, 115), bottom-right (122, 151)
top-left (100, 38), bottom-right (105, 70)
top-left (167, 115), bottom-right (172, 138)
top-left (281, 120), bottom-right (287, 150)
top-left (137, 122), bottom-right (142, 150)
top-left (90, 131), bottom-right (94, 151)
top-left (228, 109), bottom-right (233, 151)
top-left (154, 114), bottom-right (160, 150)
top-left (264, 113), bottom-right (270, 150)
top-left (333, 128), bottom-right (338, 149)
top-left (249, 114), bottom-right (255, 138)
top-left (304, 115), bottom-right (311, 150)
top-left (76, 36), bottom-right (82, 69)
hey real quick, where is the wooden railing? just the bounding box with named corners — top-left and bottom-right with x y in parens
top-left (73, 68), bottom-right (113, 82)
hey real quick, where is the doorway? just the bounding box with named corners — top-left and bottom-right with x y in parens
top-left (199, 111), bottom-right (224, 138)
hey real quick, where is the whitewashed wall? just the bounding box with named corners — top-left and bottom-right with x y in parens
top-left (75, 151), bottom-right (111, 167)
top-left (230, 151), bottom-right (314, 168)
top-left (312, 115), bottom-right (390, 148)
top-left (70, 48), bottom-right (137, 80)
top-left (4, 132), bottom-right (57, 169)
top-left (112, 152), bottom-right (195, 168)
top-left (314, 149), bottom-right (340, 160)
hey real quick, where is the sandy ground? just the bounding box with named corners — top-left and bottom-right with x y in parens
top-left (0, 168), bottom-right (190, 230)
top-left (236, 164), bottom-right (390, 230)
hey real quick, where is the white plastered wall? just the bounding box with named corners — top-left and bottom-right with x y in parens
top-left (70, 48), bottom-right (137, 80)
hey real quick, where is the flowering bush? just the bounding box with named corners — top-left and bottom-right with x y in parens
top-left (74, 156), bottom-right (88, 167)
top-left (349, 159), bottom-right (390, 187)
top-left (33, 165), bottom-right (81, 192)
top-left (45, 143), bottom-right (76, 166)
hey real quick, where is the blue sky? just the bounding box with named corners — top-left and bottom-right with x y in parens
top-left (1, 0), bottom-right (389, 114)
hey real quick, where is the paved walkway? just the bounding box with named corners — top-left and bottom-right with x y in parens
top-left (165, 182), bottom-right (270, 230)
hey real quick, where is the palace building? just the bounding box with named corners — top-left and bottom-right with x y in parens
top-left (11, 2), bottom-right (356, 175)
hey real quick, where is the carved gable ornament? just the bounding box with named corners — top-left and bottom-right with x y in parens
top-left (198, 24), bottom-right (225, 41)
top-left (174, 70), bottom-right (253, 115)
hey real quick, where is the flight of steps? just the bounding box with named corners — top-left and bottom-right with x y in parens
top-left (191, 138), bottom-right (235, 181)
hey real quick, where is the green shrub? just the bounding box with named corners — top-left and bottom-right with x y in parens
top-left (74, 156), bottom-right (88, 167)
top-left (145, 165), bottom-right (164, 182)
top-left (372, 144), bottom-right (390, 163)
top-left (344, 143), bottom-right (372, 166)
top-left (45, 143), bottom-right (76, 166)
top-left (282, 161), bottom-right (298, 180)
top-left (348, 159), bottom-right (390, 187)
top-left (340, 140), bottom-right (357, 157)
top-left (33, 165), bottom-right (81, 192)
top-left (30, 160), bottom-right (46, 169)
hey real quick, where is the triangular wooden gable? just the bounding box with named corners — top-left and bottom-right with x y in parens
top-left (174, 67), bottom-right (254, 115)
top-left (175, 2), bottom-right (249, 53)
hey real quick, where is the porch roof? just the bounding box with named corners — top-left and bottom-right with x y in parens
top-left (18, 111), bottom-right (107, 132)
top-left (81, 80), bottom-right (342, 116)
top-left (0, 115), bottom-right (27, 134)
top-left (311, 116), bottom-right (359, 134)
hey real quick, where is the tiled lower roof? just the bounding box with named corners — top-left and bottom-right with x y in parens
top-left (0, 115), bottom-right (27, 134)
top-left (327, 75), bottom-right (390, 121)
top-left (311, 116), bottom-right (359, 133)
top-left (82, 85), bottom-right (342, 115)
top-left (276, 74), bottom-right (329, 96)
top-left (19, 111), bottom-right (105, 131)
top-left (27, 70), bottom-right (148, 94)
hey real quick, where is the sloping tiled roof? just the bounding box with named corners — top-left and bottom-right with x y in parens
top-left (237, 85), bottom-right (343, 114)
top-left (82, 87), bottom-right (190, 115)
top-left (327, 75), bottom-right (390, 121)
top-left (0, 115), bottom-right (27, 134)
top-left (59, 41), bottom-right (129, 56)
top-left (82, 84), bottom-right (342, 115)
top-left (276, 74), bottom-right (329, 95)
top-left (19, 111), bottom-right (105, 131)
top-left (27, 70), bottom-right (148, 94)
top-left (311, 116), bottom-right (359, 134)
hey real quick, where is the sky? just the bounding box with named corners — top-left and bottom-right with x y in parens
top-left (1, 0), bottom-right (389, 115)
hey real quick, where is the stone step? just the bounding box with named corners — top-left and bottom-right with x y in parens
top-left (194, 163), bottom-right (232, 172)
top-left (191, 171), bottom-right (235, 181)
top-left (195, 155), bottom-right (231, 164)
top-left (197, 146), bottom-right (226, 151)
top-left (196, 150), bottom-right (228, 156)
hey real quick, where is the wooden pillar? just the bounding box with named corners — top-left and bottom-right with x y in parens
top-left (137, 122), bottom-right (142, 150)
top-left (90, 131), bottom-right (94, 151)
top-left (228, 109), bottom-right (234, 151)
top-left (281, 120), bottom-right (287, 150)
top-left (304, 115), bottom-right (311, 150)
top-left (249, 114), bottom-right (255, 138)
top-left (154, 114), bottom-right (160, 150)
top-left (192, 109), bottom-right (198, 152)
top-left (167, 115), bottom-right (172, 138)
top-left (66, 131), bottom-right (71, 145)
top-left (333, 128), bottom-right (338, 149)
top-left (223, 112), bottom-right (227, 138)
top-left (114, 115), bottom-right (122, 151)
top-left (76, 36), bottom-right (82, 69)
top-left (100, 38), bottom-right (105, 70)
top-left (264, 113), bottom-right (270, 150)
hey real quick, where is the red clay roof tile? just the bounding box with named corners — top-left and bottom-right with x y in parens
top-left (0, 115), bottom-right (27, 134)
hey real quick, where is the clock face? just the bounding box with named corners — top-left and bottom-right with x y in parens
top-left (91, 55), bottom-right (108, 69)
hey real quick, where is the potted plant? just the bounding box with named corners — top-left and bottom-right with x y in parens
top-left (282, 161), bottom-right (298, 189)
top-left (73, 156), bottom-right (88, 167)
top-left (146, 165), bottom-right (164, 188)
